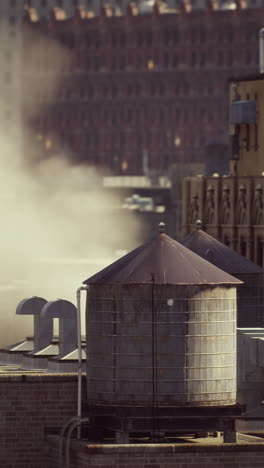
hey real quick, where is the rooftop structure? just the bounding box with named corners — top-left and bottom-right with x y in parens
top-left (183, 225), bottom-right (264, 275)
top-left (84, 227), bottom-right (242, 284)
top-left (182, 70), bottom-right (264, 267)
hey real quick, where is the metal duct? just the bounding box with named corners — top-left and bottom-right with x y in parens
top-left (40, 299), bottom-right (77, 355)
top-left (16, 296), bottom-right (51, 349)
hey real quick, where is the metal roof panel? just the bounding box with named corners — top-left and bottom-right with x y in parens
top-left (83, 233), bottom-right (242, 285)
top-left (183, 230), bottom-right (264, 275)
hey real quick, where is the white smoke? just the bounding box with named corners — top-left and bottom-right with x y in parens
top-left (0, 28), bottom-right (141, 347)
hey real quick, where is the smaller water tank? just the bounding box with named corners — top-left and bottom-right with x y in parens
top-left (182, 224), bottom-right (264, 327)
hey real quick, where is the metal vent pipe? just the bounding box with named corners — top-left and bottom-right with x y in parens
top-left (76, 285), bottom-right (89, 439)
top-left (259, 28), bottom-right (264, 74)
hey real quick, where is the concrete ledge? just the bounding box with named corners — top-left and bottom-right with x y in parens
top-left (47, 434), bottom-right (264, 453)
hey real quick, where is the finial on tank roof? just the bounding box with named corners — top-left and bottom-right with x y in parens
top-left (196, 219), bottom-right (203, 230)
top-left (159, 222), bottom-right (165, 233)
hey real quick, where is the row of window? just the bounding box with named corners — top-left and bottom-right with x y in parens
top-left (38, 129), bottom-right (207, 152)
top-left (35, 103), bottom-right (224, 129)
top-left (51, 80), bottom-right (221, 100)
top-left (26, 0), bottom-right (83, 7)
top-left (58, 24), bottom-right (262, 51)
top-left (32, 82), bottom-right (221, 102)
top-left (26, 49), bottom-right (258, 75)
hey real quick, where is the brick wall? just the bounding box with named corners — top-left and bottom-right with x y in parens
top-left (0, 374), bottom-right (79, 468)
top-left (48, 437), bottom-right (264, 468)
top-left (1, 374), bottom-right (264, 468)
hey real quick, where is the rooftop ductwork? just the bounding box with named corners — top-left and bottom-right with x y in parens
top-left (16, 296), bottom-right (51, 350)
top-left (40, 299), bottom-right (77, 356)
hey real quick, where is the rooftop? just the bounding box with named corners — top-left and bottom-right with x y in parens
top-left (182, 228), bottom-right (264, 275)
top-left (84, 229), bottom-right (242, 285)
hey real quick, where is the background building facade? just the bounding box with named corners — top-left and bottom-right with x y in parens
top-left (21, 1), bottom-right (264, 175)
top-left (183, 74), bottom-right (264, 265)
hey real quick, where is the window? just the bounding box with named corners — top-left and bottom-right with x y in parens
top-left (173, 29), bottom-right (179, 43)
top-left (111, 56), bottom-right (116, 71)
top-left (191, 52), bottom-right (196, 67)
top-left (85, 134), bottom-right (90, 146)
top-left (112, 32), bottom-right (117, 48)
top-left (200, 52), bottom-right (206, 67)
top-left (80, 88), bottom-right (86, 99)
top-left (120, 32), bottom-right (126, 47)
top-left (94, 56), bottom-right (99, 71)
top-left (184, 82), bottom-right (189, 95)
top-left (159, 82), bottom-right (165, 96)
top-left (89, 85), bottom-right (94, 98)
top-left (136, 55), bottom-right (142, 69)
top-left (164, 53), bottom-right (169, 68)
top-left (137, 32), bottom-right (143, 47)
top-left (86, 57), bottom-right (90, 70)
top-left (228, 51), bottom-right (233, 66)
top-left (85, 33), bottom-right (91, 47)
top-left (246, 50), bottom-right (251, 65)
top-left (120, 132), bottom-right (126, 146)
top-left (200, 28), bottom-right (206, 42)
top-left (112, 85), bottom-right (117, 98)
top-left (135, 83), bottom-right (141, 96)
top-left (163, 31), bottom-right (170, 46)
top-left (94, 35), bottom-right (101, 49)
top-left (120, 56), bottom-right (126, 70)
top-left (126, 109), bottom-right (132, 123)
top-left (173, 54), bottom-right (178, 67)
top-left (146, 30), bottom-right (153, 45)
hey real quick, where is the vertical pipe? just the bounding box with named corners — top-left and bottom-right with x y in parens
top-left (76, 286), bottom-right (89, 439)
top-left (259, 28), bottom-right (264, 74)
top-left (151, 273), bottom-right (156, 441)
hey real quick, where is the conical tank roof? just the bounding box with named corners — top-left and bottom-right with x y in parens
top-left (83, 229), bottom-right (242, 285)
top-left (182, 228), bottom-right (264, 275)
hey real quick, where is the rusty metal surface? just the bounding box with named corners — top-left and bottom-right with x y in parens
top-left (182, 230), bottom-right (264, 275)
top-left (83, 233), bottom-right (242, 285)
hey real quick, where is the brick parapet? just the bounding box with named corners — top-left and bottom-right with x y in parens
top-left (0, 374), bottom-right (79, 468)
